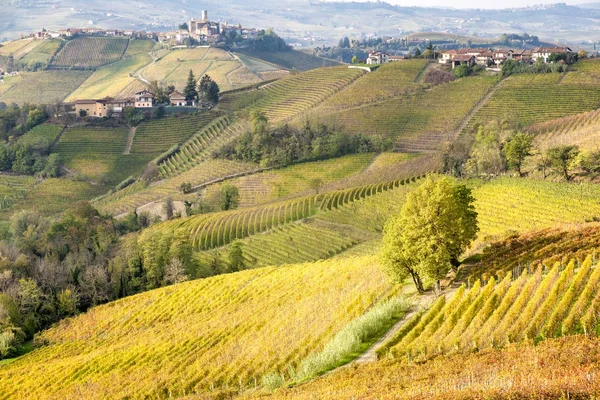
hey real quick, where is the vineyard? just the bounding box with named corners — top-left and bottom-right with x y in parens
top-left (236, 49), bottom-right (339, 71)
top-left (51, 37), bottom-right (129, 69)
top-left (472, 177), bottom-right (600, 241)
top-left (319, 60), bottom-right (428, 110)
top-left (268, 335), bottom-right (600, 399)
top-left (201, 153), bottom-right (377, 207)
top-left (0, 256), bottom-right (395, 399)
top-left (55, 127), bottom-right (150, 184)
top-left (142, 176), bottom-right (421, 251)
top-left (0, 70), bottom-right (92, 104)
top-left (65, 52), bottom-right (153, 101)
top-left (18, 39), bottom-right (62, 67)
top-left (314, 76), bottom-right (495, 146)
top-left (16, 123), bottom-right (62, 149)
top-left (467, 225), bottom-right (600, 279)
top-left (157, 116), bottom-right (245, 178)
top-left (130, 113), bottom-right (220, 156)
top-left (246, 67), bottom-right (365, 122)
top-left (467, 73), bottom-right (600, 130)
top-left (381, 253), bottom-right (600, 362)
top-left (94, 159), bottom-right (258, 216)
top-left (197, 219), bottom-right (372, 268)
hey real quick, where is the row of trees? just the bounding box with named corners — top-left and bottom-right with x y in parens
top-left (445, 121), bottom-right (599, 181)
top-left (216, 112), bottom-right (391, 168)
top-left (184, 70), bottom-right (220, 105)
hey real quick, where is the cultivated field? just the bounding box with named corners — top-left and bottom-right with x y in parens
top-left (0, 70), bottom-right (92, 104)
top-left (0, 256), bottom-right (396, 399)
top-left (51, 37), bottom-right (129, 69)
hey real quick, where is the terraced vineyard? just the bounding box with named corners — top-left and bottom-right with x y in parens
top-left (467, 73), bottom-right (600, 130)
top-left (319, 60), bottom-right (428, 110)
top-left (247, 67), bottom-right (365, 122)
top-left (315, 76), bottom-right (496, 147)
top-left (0, 175), bottom-right (37, 216)
top-left (472, 178), bottom-right (600, 241)
top-left (0, 256), bottom-right (394, 399)
top-left (0, 38), bottom-right (35, 55)
top-left (18, 39), bottom-right (62, 67)
top-left (382, 254), bottom-right (600, 362)
top-left (236, 49), bottom-right (339, 71)
top-left (0, 70), bottom-right (92, 104)
top-left (144, 176), bottom-right (420, 251)
top-left (158, 116), bottom-right (245, 178)
top-left (94, 159), bottom-right (258, 216)
top-left (197, 219), bottom-right (372, 268)
top-left (51, 37), bottom-right (129, 68)
top-left (130, 113), bottom-right (220, 156)
top-left (202, 153), bottom-right (377, 207)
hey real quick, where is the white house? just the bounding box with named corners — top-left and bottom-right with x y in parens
top-left (135, 90), bottom-right (154, 108)
top-left (366, 51), bottom-right (390, 65)
top-left (532, 47), bottom-right (573, 63)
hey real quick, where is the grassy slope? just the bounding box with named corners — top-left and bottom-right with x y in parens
top-left (0, 70), bottom-right (92, 104)
top-left (237, 49), bottom-right (340, 71)
top-left (0, 256), bottom-right (395, 399)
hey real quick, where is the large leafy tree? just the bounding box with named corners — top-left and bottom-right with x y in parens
top-left (504, 131), bottom-right (533, 177)
top-left (546, 145), bottom-right (580, 181)
top-left (381, 176), bottom-right (478, 293)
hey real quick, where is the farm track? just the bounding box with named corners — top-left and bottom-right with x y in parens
top-left (124, 127), bottom-right (136, 155)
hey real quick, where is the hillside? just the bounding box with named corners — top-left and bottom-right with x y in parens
top-left (0, 256), bottom-right (402, 399)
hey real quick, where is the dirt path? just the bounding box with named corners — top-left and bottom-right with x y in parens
top-left (355, 290), bottom-right (439, 363)
top-left (452, 78), bottom-right (505, 137)
top-left (124, 127), bottom-right (136, 155)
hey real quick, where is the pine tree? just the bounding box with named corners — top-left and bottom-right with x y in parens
top-left (184, 70), bottom-right (198, 101)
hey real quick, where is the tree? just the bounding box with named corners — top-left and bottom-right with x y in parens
top-left (503, 132), bottom-right (533, 177)
top-left (79, 109), bottom-right (87, 118)
top-left (228, 241), bottom-right (245, 272)
top-left (183, 70), bottom-right (198, 101)
top-left (309, 178), bottom-right (324, 194)
top-left (219, 184), bottom-right (239, 211)
top-left (198, 74), bottom-right (219, 104)
top-left (351, 55), bottom-right (359, 64)
top-left (414, 48), bottom-right (422, 57)
top-left (578, 50), bottom-right (588, 59)
top-left (465, 122), bottom-right (506, 175)
top-left (453, 64), bottom-right (471, 78)
top-left (546, 145), bottom-right (580, 181)
top-left (163, 258), bottom-right (188, 285)
top-left (179, 22), bottom-right (189, 31)
top-left (164, 197), bottom-right (174, 219)
top-left (381, 176), bottom-right (478, 293)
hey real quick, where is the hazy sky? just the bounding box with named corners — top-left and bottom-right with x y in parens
top-left (382, 0), bottom-right (587, 9)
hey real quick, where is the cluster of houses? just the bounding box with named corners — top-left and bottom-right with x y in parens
top-left (0, 70), bottom-right (19, 83)
top-left (158, 10), bottom-right (259, 46)
top-left (439, 47), bottom-right (574, 69)
top-left (30, 27), bottom-right (156, 40)
top-left (71, 89), bottom-right (195, 117)
top-left (363, 46), bottom-right (575, 68)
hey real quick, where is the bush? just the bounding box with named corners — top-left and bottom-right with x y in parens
top-left (424, 68), bottom-right (455, 85)
top-left (453, 65), bottom-right (471, 78)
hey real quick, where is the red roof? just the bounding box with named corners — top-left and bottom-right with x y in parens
top-left (452, 54), bottom-right (475, 62)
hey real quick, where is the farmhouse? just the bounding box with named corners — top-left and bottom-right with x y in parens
top-left (135, 90), bottom-right (154, 108)
top-left (450, 54), bottom-right (476, 69)
top-left (169, 91), bottom-right (188, 107)
top-left (366, 51), bottom-right (390, 65)
top-left (74, 98), bottom-right (134, 117)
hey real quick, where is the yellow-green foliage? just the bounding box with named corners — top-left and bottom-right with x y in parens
top-left (0, 38), bottom-right (35, 55)
top-left (247, 67), bottom-right (365, 122)
top-left (468, 73), bottom-right (600, 129)
top-left (563, 255), bottom-right (600, 334)
top-left (202, 153), bottom-right (377, 207)
top-left (51, 37), bottom-right (128, 68)
top-left (0, 70), bottom-right (92, 104)
top-left (311, 76), bottom-right (495, 139)
top-left (388, 256), bottom-right (600, 361)
top-left (0, 256), bottom-right (394, 399)
top-left (527, 109), bottom-right (600, 154)
top-left (473, 178), bottom-right (600, 240)
top-left (320, 60), bottom-right (427, 109)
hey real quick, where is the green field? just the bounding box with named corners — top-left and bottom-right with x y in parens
top-left (16, 123), bottom-right (62, 149)
top-left (51, 37), bottom-right (129, 69)
top-left (55, 126), bottom-right (150, 185)
top-left (0, 70), bottom-right (92, 104)
top-left (130, 113), bottom-right (219, 156)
